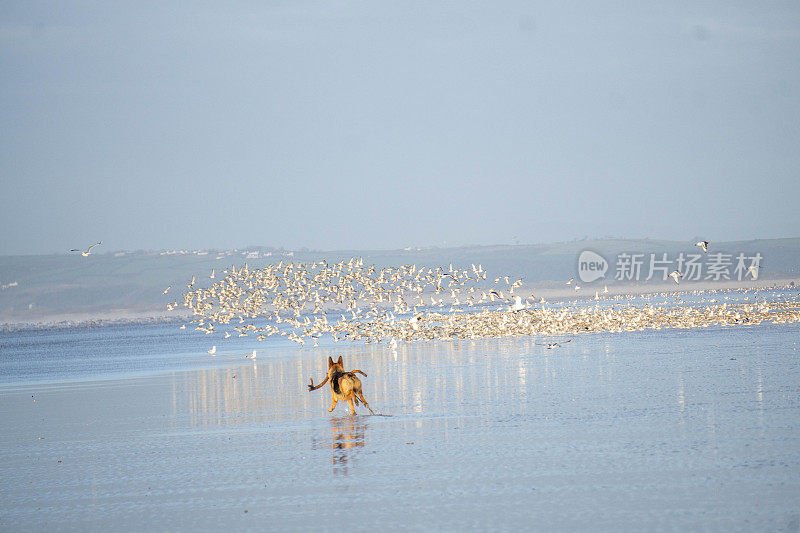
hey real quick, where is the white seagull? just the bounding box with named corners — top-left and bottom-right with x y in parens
top-left (207, 345), bottom-right (216, 355)
top-left (70, 242), bottom-right (102, 257)
top-left (747, 265), bottom-right (759, 280)
top-left (163, 286), bottom-right (171, 294)
top-left (695, 241), bottom-right (709, 253)
top-left (669, 270), bottom-right (683, 284)
top-left (245, 350), bottom-right (256, 359)
top-left (536, 340), bottom-right (572, 349)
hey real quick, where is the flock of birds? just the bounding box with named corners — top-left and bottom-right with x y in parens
top-left (67, 239), bottom-right (795, 351)
top-left (165, 252), bottom-right (800, 351)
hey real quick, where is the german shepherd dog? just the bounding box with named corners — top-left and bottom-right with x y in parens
top-left (308, 356), bottom-right (374, 415)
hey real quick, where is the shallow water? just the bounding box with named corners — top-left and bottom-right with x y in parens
top-left (1, 321), bottom-right (799, 531)
top-left (0, 321), bottom-right (305, 386)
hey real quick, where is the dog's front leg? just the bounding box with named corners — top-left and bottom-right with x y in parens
top-left (328, 396), bottom-right (338, 412)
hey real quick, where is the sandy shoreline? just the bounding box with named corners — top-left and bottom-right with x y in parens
top-left (2, 326), bottom-right (799, 531)
top-left (0, 311), bottom-right (190, 331)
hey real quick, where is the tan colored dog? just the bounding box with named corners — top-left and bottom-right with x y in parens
top-left (308, 356), bottom-right (374, 415)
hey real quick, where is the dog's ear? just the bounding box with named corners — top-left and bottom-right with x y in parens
top-left (328, 356), bottom-right (334, 367)
top-left (337, 355), bottom-right (343, 366)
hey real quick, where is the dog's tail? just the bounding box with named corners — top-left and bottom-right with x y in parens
top-left (351, 370), bottom-right (367, 377)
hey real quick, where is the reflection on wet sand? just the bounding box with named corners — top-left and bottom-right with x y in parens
top-left (168, 329), bottom-right (776, 447)
top-left (308, 416), bottom-right (368, 475)
top-left (168, 336), bottom-right (643, 426)
top-left (329, 416), bottom-right (367, 475)
top-left (170, 357), bottom-right (330, 426)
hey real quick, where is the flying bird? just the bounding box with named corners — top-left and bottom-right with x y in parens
top-left (695, 241), bottom-right (709, 253)
top-left (566, 278), bottom-right (574, 285)
top-left (669, 270), bottom-right (683, 284)
top-left (163, 286), bottom-right (171, 294)
top-left (245, 350), bottom-right (256, 359)
top-left (70, 242), bottom-right (102, 257)
top-left (747, 265), bottom-right (759, 280)
top-left (207, 345), bottom-right (216, 355)
top-left (536, 340), bottom-right (572, 349)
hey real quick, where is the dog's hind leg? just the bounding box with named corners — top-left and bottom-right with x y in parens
top-left (356, 390), bottom-right (375, 415)
top-left (347, 397), bottom-right (356, 416)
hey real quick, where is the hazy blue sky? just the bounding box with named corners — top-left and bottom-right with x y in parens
top-left (2, 2), bottom-right (799, 255)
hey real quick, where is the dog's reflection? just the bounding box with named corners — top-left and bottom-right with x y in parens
top-left (330, 416), bottom-right (367, 475)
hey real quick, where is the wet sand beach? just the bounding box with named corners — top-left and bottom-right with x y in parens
top-left (2, 323), bottom-right (799, 531)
